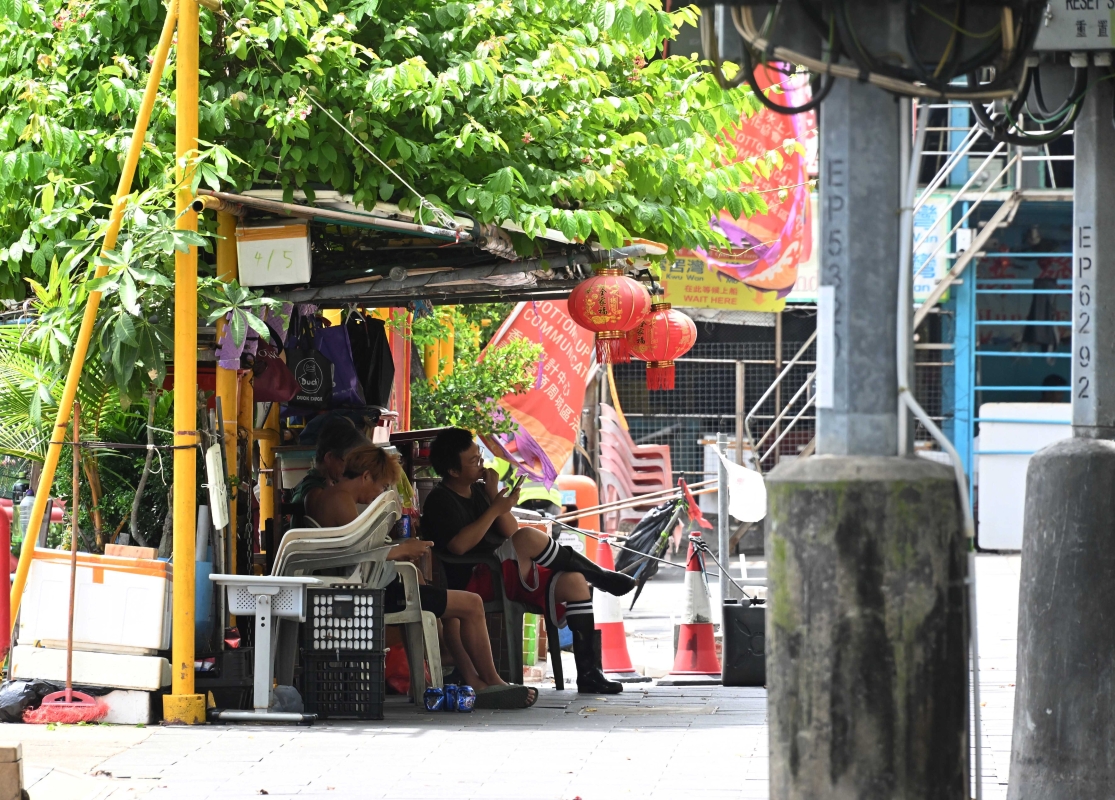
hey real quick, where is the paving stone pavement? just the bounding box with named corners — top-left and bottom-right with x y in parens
top-left (4, 554), bottom-right (1022, 800)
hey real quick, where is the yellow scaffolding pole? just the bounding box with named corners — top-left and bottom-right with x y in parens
top-left (8, 0), bottom-right (180, 635)
top-left (255, 403), bottom-right (280, 568)
top-left (163, 0), bottom-right (205, 724)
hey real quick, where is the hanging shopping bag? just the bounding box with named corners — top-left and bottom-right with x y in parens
top-left (253, 344), bottom-right (299, 402)
top-left (317, 319), bottom-right (366, 408)
top-left (287, 317), bottom-right (334, 408)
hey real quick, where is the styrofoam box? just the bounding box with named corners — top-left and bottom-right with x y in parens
top-left (11, 646), bottom-right (170, 691)
top-left (236, 222), bottom-right (312, 287)
top-left (977, 402), bottom-right (1072, 551)
top-left (101, 690), bottom-right (154, 725)
top-left (18, 550), bottom-right (172, 655)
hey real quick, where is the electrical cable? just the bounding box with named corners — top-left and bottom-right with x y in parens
top-left (740, 40), bottom-right (836, 115)
top-left (969, 69), bottom-right (1085, 145)
top-left (728, 5), bottom-right (1027, 100)
top-left (1030, 66), bottom-right (1089, 119)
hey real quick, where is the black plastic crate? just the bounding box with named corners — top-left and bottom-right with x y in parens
top-left (195, 647), bottom-right (254, 710)
top-left (300, 653), bottom-right (386, 720)
top-left (303, 587), bottom-right (385, 654)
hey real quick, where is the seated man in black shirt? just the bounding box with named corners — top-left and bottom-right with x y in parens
top-left (422, 428), bottom-right (637, 694)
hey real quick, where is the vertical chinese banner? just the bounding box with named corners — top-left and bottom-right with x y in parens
top-left (481, 301), bottom-right (595, 477)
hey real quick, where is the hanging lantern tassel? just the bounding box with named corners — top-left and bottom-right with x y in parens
top-left (595, 332), bottom-right (630, 364)
top-left (627, 303), bottom-right (697, 390)
top-left (645, 360), bottom-right (676, 390)
top-left (568, 268), bottom-right (652, 365)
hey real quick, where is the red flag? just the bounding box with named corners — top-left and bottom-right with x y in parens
top-left (679, 479), bottom-right (712, 530)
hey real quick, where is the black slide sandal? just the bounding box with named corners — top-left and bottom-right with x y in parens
top-left (474, 685), bottom-right (539, 709)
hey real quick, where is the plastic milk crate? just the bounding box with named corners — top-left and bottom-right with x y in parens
top-left (301, 588), bottom-right (386, 654)
top-left (299, 653), bottom-right (386, 720)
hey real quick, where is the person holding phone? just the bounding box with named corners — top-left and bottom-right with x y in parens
top-left (421, 428), bottom-right (637, 694)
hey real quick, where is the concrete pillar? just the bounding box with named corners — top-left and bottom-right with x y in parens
top-left (1069, 69), bottom-right (1115, 439)
top-left (766, 457), bottom-right (968, 800)
top-left (816, 77), bottom-right (900, 456)
top-left (1008, 70), bottom-right (1115, 798)
top-left (770, 26), bottom-right (967, 796)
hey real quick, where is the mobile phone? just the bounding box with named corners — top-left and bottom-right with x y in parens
top-left (508, 474), bottom-right (526, 493)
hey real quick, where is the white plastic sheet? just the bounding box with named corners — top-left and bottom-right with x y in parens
top-left (717, 452), bottom-right (767, 523)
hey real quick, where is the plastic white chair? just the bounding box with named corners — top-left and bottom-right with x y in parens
top-left (270, 490), bottom-right (442, 700)
top-left (382, 561), bottom-right (443, 701)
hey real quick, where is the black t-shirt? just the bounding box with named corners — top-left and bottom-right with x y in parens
top-left (422, 482), bottom-right (502, 590)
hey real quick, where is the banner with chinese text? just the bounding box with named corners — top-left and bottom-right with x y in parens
top-left (663, 253), bottom-right (788, 312)
top-left (482, 300), bottom-right (594, 477)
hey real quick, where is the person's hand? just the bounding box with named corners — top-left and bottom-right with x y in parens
top-left (482, 467), bottom-right (499, 499)
top-left (389, 538), bottom-right (433, 563)
top-left (491, 485), bottom-right (521, 516)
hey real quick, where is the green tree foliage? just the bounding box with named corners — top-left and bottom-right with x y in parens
top-left (410, 303), bottom-right (537, 435)
top-left (0, 0), bottom-right (768, 299)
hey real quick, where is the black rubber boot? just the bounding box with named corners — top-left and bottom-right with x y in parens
top-left (534, 538), bottom-right (637, 597)
top-left (567, 612), bottom-right (623, 694)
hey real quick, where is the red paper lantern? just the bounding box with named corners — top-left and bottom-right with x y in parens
top-left (567, 268), bottom-right (652, 364)
top-left (626, 301), bottom-right (697, 390)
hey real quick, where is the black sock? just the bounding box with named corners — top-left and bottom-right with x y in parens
top-left (533, 537), bottom-right (562, 568)
top-left (564, 601), bottom-right (597, 671)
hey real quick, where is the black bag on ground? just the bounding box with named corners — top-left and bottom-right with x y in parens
top-left (0, 680), bottom-right (40, 722)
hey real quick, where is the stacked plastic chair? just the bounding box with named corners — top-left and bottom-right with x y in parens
top-left (596, 404), bottom-right (675, 531)
top-left (271, 491), bottom-right (442, 701)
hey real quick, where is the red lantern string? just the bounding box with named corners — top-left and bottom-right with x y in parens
top-left (626, 301), bottom-right (697, 390)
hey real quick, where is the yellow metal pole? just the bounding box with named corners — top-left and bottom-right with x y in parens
top-left (163, 0), bottom-right (205, 725)
top-left (214, 211), bottom-right (238, 611)
top-left (8, 0), bottom-right (180, 634)
top-left (423, 343), bottom-right (439, 385)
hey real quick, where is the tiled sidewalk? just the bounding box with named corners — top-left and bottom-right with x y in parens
top-left (19, 686), bottom-right (767, 800)
top-left (9, 554), bottom-right (1022, 800)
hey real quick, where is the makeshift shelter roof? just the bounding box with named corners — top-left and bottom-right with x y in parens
top-left (197, 189), bottom-right (665, 307)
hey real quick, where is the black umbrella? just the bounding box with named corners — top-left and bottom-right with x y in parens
top-left (614, 500), bottom-right (687, 611)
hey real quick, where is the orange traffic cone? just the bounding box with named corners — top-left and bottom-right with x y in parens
top-left (593, 534), bottom-right (650, 683)
top-left (662, 534), bottom-right (722, 683)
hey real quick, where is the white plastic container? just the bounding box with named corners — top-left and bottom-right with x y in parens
top-left (18, 550), bottom-right (172, 655)
top-left (11, 645), bottom-right (170, 691)
top-left (977, 402), bottom-right (1072, 550)
top-left (236, 222), bottom-right (312, 286)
